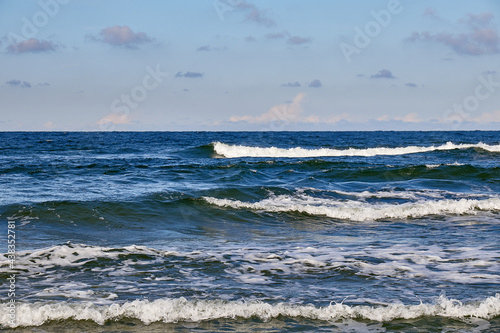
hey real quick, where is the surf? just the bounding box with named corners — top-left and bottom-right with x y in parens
top-left (3, 294), bottom-right (499, 328)
top-left (212, 141), bottom-right (500, 158)
top-left (203, 195), bottom-right (500, 221)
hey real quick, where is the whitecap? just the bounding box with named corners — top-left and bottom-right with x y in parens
top-left (2, 294), bottom-right (500, 328)
top-left (212, 141), bottom-right (500, 158)
top-left (203, 195), bottom-right (500, 221)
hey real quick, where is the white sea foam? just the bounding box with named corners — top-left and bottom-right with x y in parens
top-left (2, 242), bottom-right (500, 308)
top-left (223, 243), bottom-right (500, 284)
top-left (212, 141), bottom-right (500, 158)
top-left (5, 242), bottom-right (499, 284)
top-left (426, 162), bottom-right (465, 169)
top-left (2, 294), bottom-right (500, 328)
top-left (426, 164), bottom-right (441, 169)
top-left (0, 243), bottom-right (178, 275)
top-left (203, 195), bottom-right (500, 221)
top-left (297, 188), bottom-right (488, 201)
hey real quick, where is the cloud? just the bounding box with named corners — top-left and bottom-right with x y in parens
top-left (376, 115), bottom-right (391, 121)
top-left (264, 32), bottom-right (311, 46)
top-left (245, 36), bottom-right (256, 42)
top-left (471, 109), bottom-right (500, 123)
top-left (225, 93), bottom-right (354, 128)
top-left (407, 12), bottom-right (499, 55)
top-left (175, 72), bottom-right (204, 78)
top-left (5, 79), bottom-right (31, 88)
top-left (395, 113), bottom-right (422, 123)
top-left (44, 121), bottom-right (56, 129)
top-left (196, 45), bottom-right (225, 52)
top-left (97, 113), bottom-right (132, 127)
top-left (308, 79), bottom-right (322, 88)
top-left (280, 80), bottom-right (322, 88)
top-left (7, 38), bottom-right (58, 54)
top-left (423, 8), bottom-right (439, 19)
top-left (281, 82), bottom-right (301, 87)
top-left (378, 113), bottom-right (423, 123)
top-left (405, 82), bottom-right (417, 88)
top-left (376, 114), bottom-right (421, 123)
top-left (324, 114), bottom-right (351, 123)
top-left (235, 1), bottom-right (275, 27)
top-left (90, 25), bottom-right (153, 48)
top-left (229, 93), bottom-right (309, 124)
top-left (38, 82), bottom-right (50, 86)
top-left (441, 109), bottom-right (500, 125)
top-left (370, 69), bottom-right (396, 79)
top-left (197, 45), bottom-right (212, 51)
top-left (287, 35), bottom-right (312, 45)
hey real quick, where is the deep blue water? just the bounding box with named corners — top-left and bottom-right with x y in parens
top-left (0, 131), bottom-right (499, 332)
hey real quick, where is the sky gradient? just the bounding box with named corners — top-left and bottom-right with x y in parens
top-left (1, 0), bottom-right (499, 131)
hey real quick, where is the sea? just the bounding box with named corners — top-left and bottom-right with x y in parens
top-left (0, 131), bottom-right (499, 332)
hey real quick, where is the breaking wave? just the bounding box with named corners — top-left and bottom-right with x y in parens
top-left (2, 295), bottom-right (500, 328)
top-left (212, 141), bottom-right (500, 158)
top-left (203, 195), bottom-right (500, 221)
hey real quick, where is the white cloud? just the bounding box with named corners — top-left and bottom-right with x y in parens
top-left (407, 12), bottom-right (499, 56)
top-left (43, 121), bottom-right (55, 129)
top-left (377, 115), bottom-right (391, 121)
top-left (324, 113), bottom-right (351, 123)
top-left (378, 113), bottom-right (423, 123)
top-left (7, 38), bottom-right (59, 54)
top-left (396, 112), bottom-right (423, 123)
top-left (89, 25), bottom-right (153, 49)
top-left (229, 93), bottom-right (308, 124)
top-left (472, 109), bottom-right (500, 123)
top-left (97, 113), bottom-right (132, 126)
top-left (227, 93), bottom-right (354, 127)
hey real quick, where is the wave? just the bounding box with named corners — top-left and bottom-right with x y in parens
top-left (3, 240), bottom-right (499, 288)
top-left (203, 195), bottom-right (500, 221)
top-left (212, 141), bottom-right (500, 158)
top-left (299, 188), bottom-right (491, 201)
top-left (2, 294), bottom-right (499, 328)
top-left (179, 143), bottom-right (217, 158)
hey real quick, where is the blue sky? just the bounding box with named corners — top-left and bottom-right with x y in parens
top-left (0, 0), bottom-right (499, 131)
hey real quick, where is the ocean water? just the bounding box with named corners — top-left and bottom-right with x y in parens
top-left (1, 131), bottom-right (499, 332)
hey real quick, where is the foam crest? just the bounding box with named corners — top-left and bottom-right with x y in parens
top-left (203, 195), bottom-right (500, 221)
top-left (0, 243), bottom-right (168, 273)
top-left (212, 141), bottom-right (500, 158)
top-left (298, 188), bottom-right (488, 201)
top-left (2, 295), bottom-right (500, 328)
